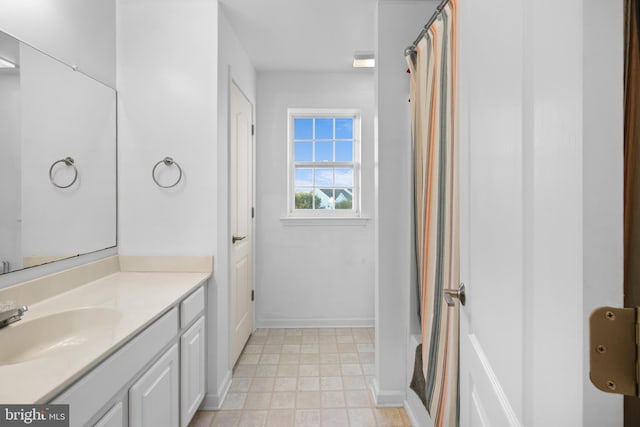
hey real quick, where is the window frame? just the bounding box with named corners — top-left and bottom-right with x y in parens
top-left (287, 108), bottom-right (362, 218)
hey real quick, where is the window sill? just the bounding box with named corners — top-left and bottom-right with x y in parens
top-left (280, 216), bottom-right (371, 226)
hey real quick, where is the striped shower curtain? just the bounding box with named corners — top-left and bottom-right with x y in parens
top-left (407, 1), bottom-right (459, 426)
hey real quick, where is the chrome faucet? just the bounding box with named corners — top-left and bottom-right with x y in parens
top-left (0, 305), bottom-right (28, 328)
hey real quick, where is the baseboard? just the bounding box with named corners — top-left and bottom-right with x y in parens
top-left (200, 369), bottom-right (232, 410)
top-left (404, 388), bottom-right (433, 427)
top-left (256, 317), bottom-right (374, 329)
top-left (370, 377), bottom-right (406, 407)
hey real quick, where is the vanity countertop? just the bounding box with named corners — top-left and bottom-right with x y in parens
top-left (0, 269), bottom-right (210, 404)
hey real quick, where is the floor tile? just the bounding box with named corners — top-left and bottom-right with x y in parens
top-left (341, 364), bottom-right (362, 376)
top-left (271, 391), bottom-right (297, 409)
top-left (262, 344), bottom-right (283, 354)
top-left (244, 392), bottom-right (272, 410)
top-left (319, 364), bottom-right (341, 376)
top-left (274, 377), bottom-right (298, 392)
top-left (321, 391), bottom-right (346, 408)
top-left (233, 365), bottom-right (257, 378)
top-left (298, 377), bottom-right (320, 391)
top-left (300, 354), bottom-right (320, 364)
top-left (229, 378), bottom-right (251, 393)
top-left (299, 364), bottom-right (320, 377)
top-left (259, 354), bottom-right (280, 365)
top-left (321, 408), bottom-right (349, 427)
top-left (277, 364), bottom-right (299, 377)
top-left (221, 393), bottom-right (246, 410)
top-left (244, 344), bottom-right (264, 354)
top-left (188, 410), bottom-right (215, 427)
top-left (296, 391), bottom-right (321, 409)
top-left (265, 409), bottom-right (295, 427)
top-left (279, 353), bottom-right (301, 364)
top-left (294, 409), bottom-right (321, 427)
top-left (347, 408), bottom-right (376, 427)
top-left (211, 410), bottom-right (241, 427)
top-left (320, 376), bottom-right (343, 391)
top-left (343, 376), bottom-right (367, 390)
top-left (345, 390), bottom-right (371, 408)
top-left (319, 353), bottom-right (340, 364)
top-left (340, 353), bottom-right (360, 363)
top-left (250, 377), bottom-right (275, 392)
top-left (239, 410), bottom-right (268, 427)
top-left (191, 327), bottom-right (413, 427)
top-left (255, 365), bottom-right (278, 377)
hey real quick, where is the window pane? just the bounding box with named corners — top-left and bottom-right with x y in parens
top-left (295, 141), bottom-right (313, 161)
top-left (315, 141), bottom-right (333, 162)
top-left (315, 188), bottom-right (335, 210)
top-left (315, 118), bottom-right (333, 139)
top-left (335, 141), bottom-right (353, 162)
top-left (315, 168), bottom-right (333, 186)
top-left (295, 188), bottom-right (316, 209)
top-left (295, 168), bottom-right (313, 186)
top-left (335, 118), bottom-right (353, 139)
top-left (335, 189), bottom-right (353, 210)
top-left (294, 118), bottom-right (313, 140)
top-left (335, 168), bottom-right (353, 187)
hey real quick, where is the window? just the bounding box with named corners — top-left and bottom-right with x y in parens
top-left (288, 109), bottom-right (361, 216)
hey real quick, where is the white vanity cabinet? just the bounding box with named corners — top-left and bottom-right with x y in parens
top-left (129, 344), bottom-right (180, 427)
top-left (180, 316), bottom-right (205, 427)
top-left (52, 284), bottom-right (206, 427)
top-left (94, 402), bottom-right (124, 427)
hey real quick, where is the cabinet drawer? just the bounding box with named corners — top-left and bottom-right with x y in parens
top-left (180, 286), bottom-right (204, 328)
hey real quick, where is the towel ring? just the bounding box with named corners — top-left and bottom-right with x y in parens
top-left (49, 157), bottom-right (78, 189)
top-left (152, 157), bottom-right (183, 188)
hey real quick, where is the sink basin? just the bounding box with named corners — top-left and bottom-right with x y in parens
top-left (0, 307), bottom-right (122, 365)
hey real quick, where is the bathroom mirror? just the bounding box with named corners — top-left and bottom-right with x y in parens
top-left (0, 30), bottom-right (116, 274)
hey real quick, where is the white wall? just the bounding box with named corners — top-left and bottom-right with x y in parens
top-left (0, 0), bottom-right (115, 86)
top-left (202, 6), bottom-right (257, 409)
top-left (117, 0), bottom-right (218, 257)
top-left (255, 70), bottom-right (375, 328)
top-left (374, 0), bottom-right (439, 413)
top-left (117, 0), bottom-right (222, 408)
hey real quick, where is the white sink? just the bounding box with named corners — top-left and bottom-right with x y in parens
top-left (0, 307), bottom-right (122, 365)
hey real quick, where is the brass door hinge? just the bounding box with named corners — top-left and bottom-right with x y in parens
top-left (589, 306), bottom-right (638, 396)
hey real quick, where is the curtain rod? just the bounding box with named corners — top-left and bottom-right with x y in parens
top-left (404, 0), bottom-right (451, 56)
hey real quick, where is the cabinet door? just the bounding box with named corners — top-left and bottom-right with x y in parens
top-left (94, 401), bottom-right (124, 427)
top-left (129, 344), bottom-right (179, 427)
top-left (180, 316), bottom-right (205, 427)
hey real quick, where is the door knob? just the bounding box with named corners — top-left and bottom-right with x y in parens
top-left (444, 283), bottom-right (466, 306)
top-left (232, 235), bottom-right (246, 244)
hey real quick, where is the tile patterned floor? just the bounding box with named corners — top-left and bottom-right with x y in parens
top-left (188, 327), bottom-right (412, 427)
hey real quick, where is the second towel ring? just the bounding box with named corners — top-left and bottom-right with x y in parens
top-left (152, 157), bottom-right (183, 188)
top-left (49, 157), bottom-right (78, 189)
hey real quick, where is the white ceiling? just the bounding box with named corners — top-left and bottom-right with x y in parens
top-left (219, 0), bottom-right (377, 71)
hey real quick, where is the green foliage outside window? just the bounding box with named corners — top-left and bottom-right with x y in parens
top-left (295, 192), bottom-right (322, 209)
top-left (335, 199), bottom-right (352, 210)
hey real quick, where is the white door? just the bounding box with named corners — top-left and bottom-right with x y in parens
top-left (457, 1), bottom-right (622, 426)
top-left (129, 344), bottom-right (179, 427)
top-left (457, 1), bottom-right (525, 424)
top-left (230, 82), bottom-right (254, 366)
